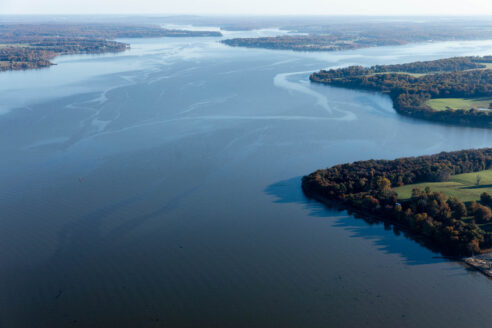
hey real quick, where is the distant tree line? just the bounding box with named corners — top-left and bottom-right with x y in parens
top-left (302, 148), bottom-right (492, 255)
top-left (0, 24), bottom-right (222, 42)
top-left (221, 35), bottom-right (405, 52)
top-left (221, 21), bottom-right (492, 52)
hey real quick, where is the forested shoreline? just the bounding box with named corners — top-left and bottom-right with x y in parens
top-left (0, 24), bottom-right (222, 72)
top-left (221, 35), bottom-right (406, 52)
top-left (310, 56), bottom-right (492, 127)
top-left (302, 148), bottom-right (492, 256)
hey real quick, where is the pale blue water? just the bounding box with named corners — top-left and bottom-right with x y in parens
top-left (0, 33), bottom-right (492, 327)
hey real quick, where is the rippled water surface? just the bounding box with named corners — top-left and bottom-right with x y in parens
top-left (1, 31), bottom-right (492, 327)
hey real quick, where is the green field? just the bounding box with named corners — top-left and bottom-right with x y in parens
top-left (393, 170), bottom-right (492, 202)
top-left (426, 97), bottom-right (492, 111)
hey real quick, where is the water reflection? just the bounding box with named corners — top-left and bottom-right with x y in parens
top-left (265, 177), bottom-right (448, 265)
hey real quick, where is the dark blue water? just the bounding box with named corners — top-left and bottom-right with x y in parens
top-left (0, 32), bottom-right (492, 327)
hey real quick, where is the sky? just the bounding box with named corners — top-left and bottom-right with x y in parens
top-left (1, 0), bottom-right (492, 16)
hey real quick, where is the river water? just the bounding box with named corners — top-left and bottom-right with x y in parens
top-left (0, 30), bottom-right (492, 327)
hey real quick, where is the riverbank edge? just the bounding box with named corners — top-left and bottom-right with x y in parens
top-left (309, 74), bottom-right (492, 128)
top-left (0, 43), bottom-right (131, 73)
top-left (301, 178), bottom-right (492, 279)
top-left (464, 257), bottom-right (492, 278)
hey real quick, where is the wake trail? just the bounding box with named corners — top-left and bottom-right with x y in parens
top-left (273, 70), bottom-right (357, 121)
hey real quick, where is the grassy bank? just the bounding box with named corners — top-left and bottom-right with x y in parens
top-left (425, 97), bottom-right (492, 111)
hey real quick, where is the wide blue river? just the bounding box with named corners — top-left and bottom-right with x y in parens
top-left (0, 29), bottom-right (492, 327)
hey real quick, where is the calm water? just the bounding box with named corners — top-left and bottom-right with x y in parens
top-left (1, 31), bottom-right (492, 327)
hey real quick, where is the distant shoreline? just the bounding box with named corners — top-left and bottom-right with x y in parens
top-left (0, 23), bottom-right (222, 73)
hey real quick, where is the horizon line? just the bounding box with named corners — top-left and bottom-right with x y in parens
top-left (2, 13), bottom-right (492, 17)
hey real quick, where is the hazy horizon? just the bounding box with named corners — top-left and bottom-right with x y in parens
top-left (2, 13), bottom-right (492, 17)
top-left (2, 0), bottom-right (492, 16)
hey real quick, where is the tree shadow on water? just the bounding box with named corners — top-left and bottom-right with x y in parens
top-left (264, 176), bottom-right (331, 217)
top-left (265, 176), bottom-right (451, 266)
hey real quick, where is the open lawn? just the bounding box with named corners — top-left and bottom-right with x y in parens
top-left (393, 169), bottom-right (492, 202)
top-left (426, 97), bottom-right (492, 111)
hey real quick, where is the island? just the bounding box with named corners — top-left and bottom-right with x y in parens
top-left (310, 56), bottom-right (492, 127)
top-left (302, 148), bottom-right (492, 257)
top-left (0, 23), bottom-right (222, 72)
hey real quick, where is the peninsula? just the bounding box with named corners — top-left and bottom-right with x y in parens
top-left (222, 35), bottom-right (405, 52)
top-left (310, 56), bottom-right (492, 127)
top-left (302, 148), bottom-right (492, 256)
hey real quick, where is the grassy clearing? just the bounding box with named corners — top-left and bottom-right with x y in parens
top-left (426, 97), bottom-right (492, 111)
top-left (393, 170), bottom-right (492, 202)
